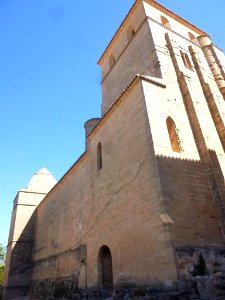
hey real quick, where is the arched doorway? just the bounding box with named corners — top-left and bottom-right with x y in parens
top-left (98, 245), bottom-right (113, 289)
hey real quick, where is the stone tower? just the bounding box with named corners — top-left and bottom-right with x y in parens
top-left (3, 168), bottom-right (56, 299)
top-left (98, 0), bottom-right (225, 262)
top-left (3, 0), bottom-right (225, 299)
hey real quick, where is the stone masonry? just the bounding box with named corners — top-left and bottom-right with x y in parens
top-left (3, 0), bottom-right (225, 299)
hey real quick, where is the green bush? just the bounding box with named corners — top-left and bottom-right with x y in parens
top-left (0, 244), bottom-right (6, 285)
top-left (0, 265), bottom-right (4, 285)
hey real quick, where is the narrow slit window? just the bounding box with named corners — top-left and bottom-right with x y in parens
top-left (180, 51), bottom-right (192, 69)
top-left (97, 142), bottom-right (102, 171)
top-left (160, 16), bottom-right (171, 29)
top-left (166, 117), bottom-right (182, 153)
top-left (109, 54), bottom-right (115, 69)
top-left (127, 26), bottom-right (135, 42)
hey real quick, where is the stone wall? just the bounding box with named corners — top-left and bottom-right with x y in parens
top-left (100, 2), bottom-right (161, 115)
top-left (3, 213), bottom-right (36, 299)
top-left (141, 12), bottom-right (225, 248)
top-left (31, 78), bottom-right (177, 297)
top-left (177, 247), bottom-right (225, 299)
top-left (3, 170), bottom-right (56, 300)
top-left (4, 0), bottom-right (225, 299)
top-left (30, 247), bottom-right (225, 299)
top-left (31, 2), bottom-right (225, 297)
top-left (157, 155), bottom-right (224, 248)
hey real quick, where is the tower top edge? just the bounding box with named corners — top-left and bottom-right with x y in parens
top-left (97, 0), bottom-right (208, 65)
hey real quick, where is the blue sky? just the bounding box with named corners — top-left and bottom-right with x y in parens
top-left (0, 0), bottom-right (225, 247)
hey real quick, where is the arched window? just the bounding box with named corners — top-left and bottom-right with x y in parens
top-left (127, 26), bottom-right (135, 42)
top-left (97, 142), bottom-right (102, 171)
top-left (188, 32), bottom-right (198, 44)
top-left (109, 54), bottom-right (115, 69)
top-left (160, 16), bottom-right (171, 29)
top-left (166, 117), bottom-right (182, 153)
top-left (180, 51), bottom-right (192, 69)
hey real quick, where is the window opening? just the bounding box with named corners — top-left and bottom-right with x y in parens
top-left (97, 142), bottom-right (102, 171)
top-left (109, 54), bottom-right (115, 69)
top-left (160, 16), bottom-right (171, 29)
top-left (127, 26), bottom-right (135, 41)
top-left (188, 32), bottom-right (198, 44)
top-left (180, 51), bottom-right (192, 69)
top-left (166, 117), bottom-right (182, 153)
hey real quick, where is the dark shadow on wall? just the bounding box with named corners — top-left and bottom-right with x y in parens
top-left (156, 150), bottom-right (225, 298)
top-left (156, 150), bottom-right (225, 248)
top-left (3, 211), bottom-right (37, 300)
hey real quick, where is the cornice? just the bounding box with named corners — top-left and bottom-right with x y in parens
top-left (88, 74), bottom-right (166, 138)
